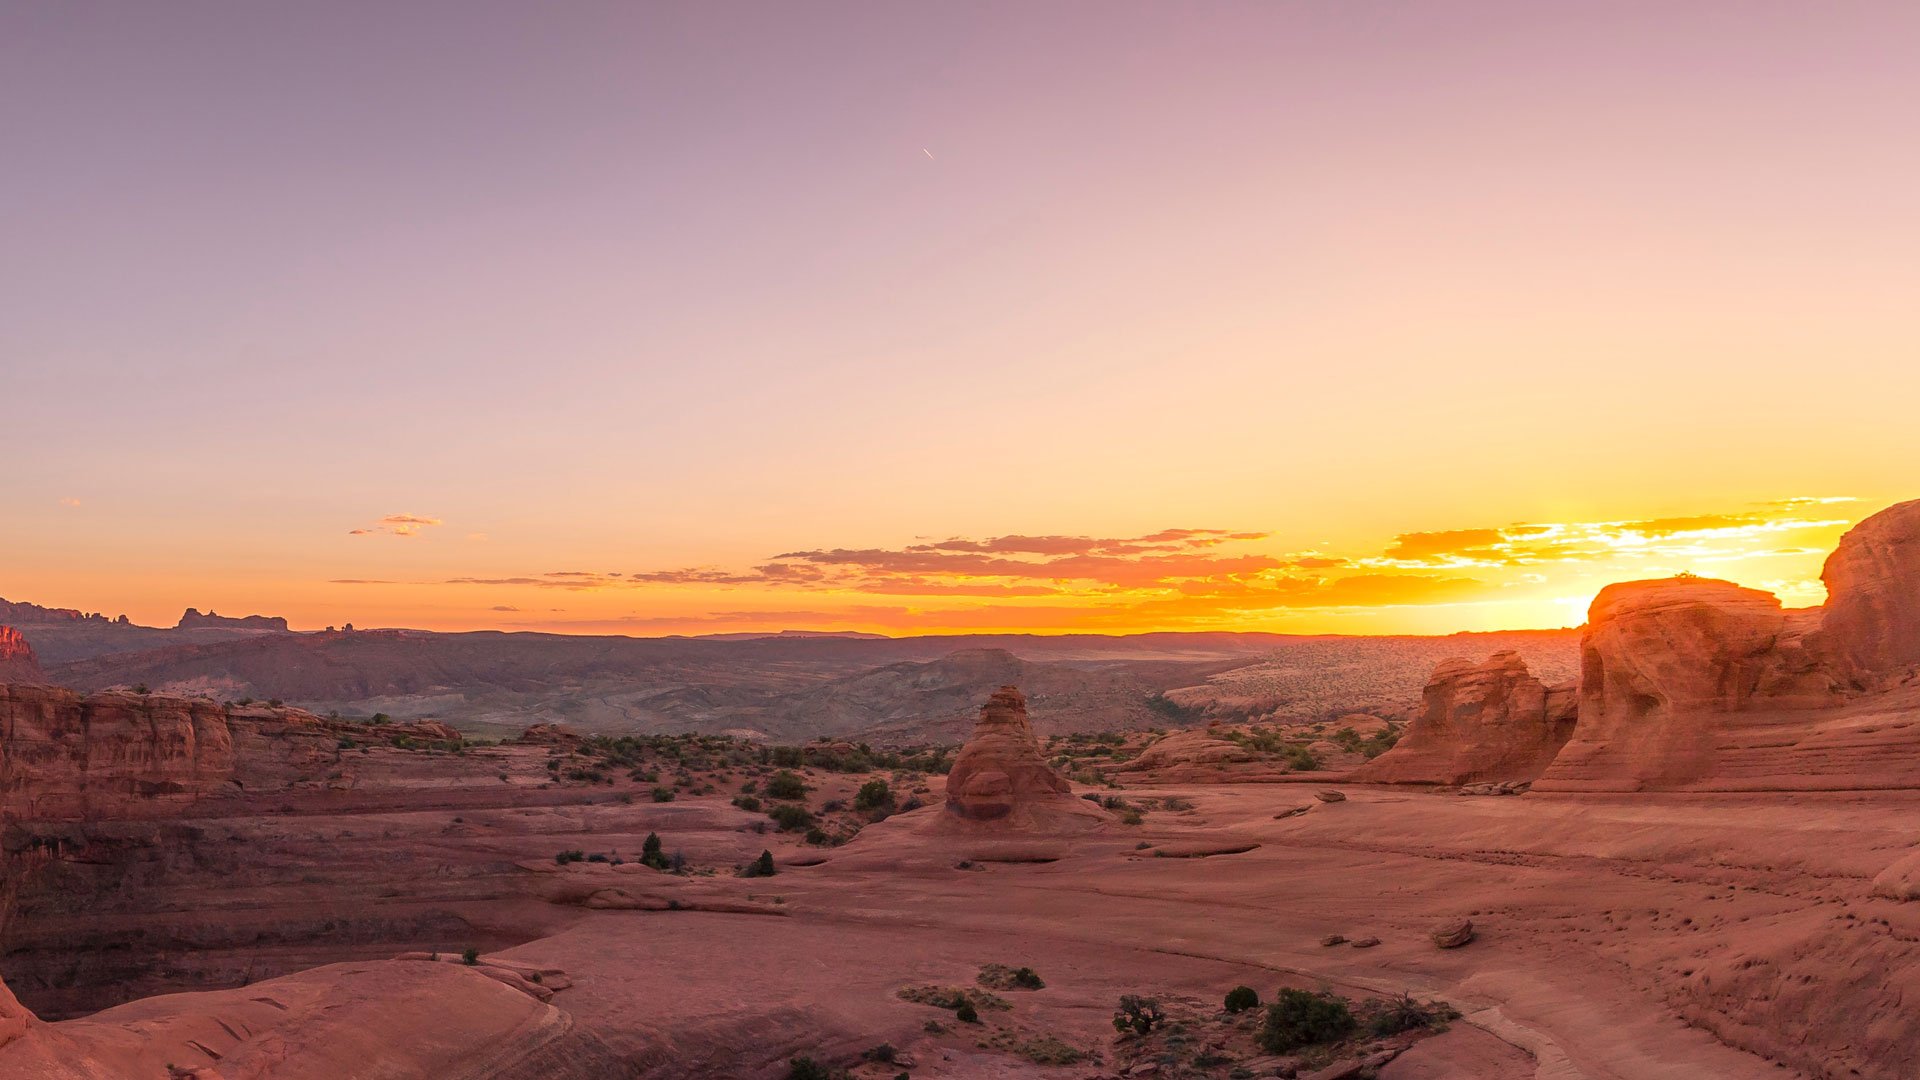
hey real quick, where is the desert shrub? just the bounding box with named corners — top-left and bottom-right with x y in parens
top-left (1118, 807), bottom-right (1144, 826)
top-left (731, 794), bottom-right (762, 812)
top-left (461, 947), bottom-right (479, 966)
top-left (766, 770), bottom-right (808, 799)
top-left (1360, 993), bottom-right (1460, 1037)
top-left (651, 786), bottom-right (675, 802)
top-left (1260, 989), bottom-right (1356, 1053)
top-left (740, 850), bottom-right (777, 878)
top-left (554, 849), bottom-right (585, 864)
top-left (955, 999), bottom-right (980, 1024)
top-left (1017, 1035), bottom-right (1084, 1065)
top-left (1224, 985), bottom-right (1260, 1013)
top-left (978, 963), bottom-right (1045, 990)
top-left (898, 796), bottom-right (923, 812)
top-left (768, 803), bottom-right (815, 831)
top-left (785, 1057), bottom-right (849, 1080)
top-left (638, 832), bottom-right (669, 870)
top-left (1113, 995), bottom-right (1164, 1035)
top-left (854, 779), bottom-right (894, 812)
top-left (1283, 745), bottom-right (1321, 772)
top-left (860, 1043), bottom-right (897, 1064)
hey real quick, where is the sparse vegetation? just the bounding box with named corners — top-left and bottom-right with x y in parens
top-left (977, 963), bottom-right (1045, 990)
top-left (1224, 985), bottom-right (1260, 1013)
top-left (765, 770), bottom-right (809, 800)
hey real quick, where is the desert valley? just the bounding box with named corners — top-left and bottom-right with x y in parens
top-left (11, 6), bottom-right (1920, 1077)
top-left (4, 500), bottom-right (1919, 1080)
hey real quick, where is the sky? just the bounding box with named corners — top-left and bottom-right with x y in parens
top-left (4, 2), bottom-right (1918, 637)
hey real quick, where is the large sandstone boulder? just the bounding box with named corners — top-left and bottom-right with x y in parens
top-left (943, 686), bottom-right (1073, 823)
top-left (1358, 651), bottom-right (1575, 786)
top-left (1820, 499), bottom-right (1920, 688)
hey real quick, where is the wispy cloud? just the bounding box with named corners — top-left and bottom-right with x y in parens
top-left (349, 513), bottom-right (444, 538)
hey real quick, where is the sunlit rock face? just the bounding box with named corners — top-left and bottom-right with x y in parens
top-left (944, 686), bottom-right (1070, 821)
top-left (1537, 501), bottom-right (1920, 791)
top-left (1820, 499), bottom-right (1920, 689)
top-left (1359, 651), bottom-right (1575, 786)
top-left (0, 628), bottom-right (39, 683)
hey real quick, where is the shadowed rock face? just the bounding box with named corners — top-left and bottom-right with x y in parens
top-left (944, 686), bottom-right (1070, 821)
top-left (0, 630), bottom-right (38, 683)
top-left (1359, 651), bottom-right (1575, 786)
top-left (1, 684), bottom-right (241, 822)
top-left (1821, 498), bottom-right (1920, 688)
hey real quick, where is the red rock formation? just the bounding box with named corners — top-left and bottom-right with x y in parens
top-left (0, 685), bottom-right (241, 822)
top-left (1358, 651), bottom-right (1576, 785)
top-left (1109, 727), bottom-right (1281, 783)
top-left (1819, 498), bottom-right (1920, 688)
top-left (943, 686), bottom-right (1071, 822)
top-left (1537, 499), bottom-right (1920, 791)
top-left (0, 973), bottom-right (30, 1052)
top-left (0, 628), bottom-right (41, 682)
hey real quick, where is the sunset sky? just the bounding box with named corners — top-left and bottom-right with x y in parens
top-left (6, 3), bottom-right (1919, 636)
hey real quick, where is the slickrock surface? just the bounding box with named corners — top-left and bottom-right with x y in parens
top-left (1359, 651), bottom-right (1575, 785)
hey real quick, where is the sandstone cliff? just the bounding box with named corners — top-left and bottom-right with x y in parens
top-left (1358, 651), bottom-right (1576, 785)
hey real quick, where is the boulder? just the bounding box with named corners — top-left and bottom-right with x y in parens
top-left (1358, 652), bottom-right (1575, 786)
top-left (1314, 789), bottom-right (1346, 803)
top-left (1430, 919), bottom-right (1474, 949)
top-left (515, 722), bottom-right (579, 745)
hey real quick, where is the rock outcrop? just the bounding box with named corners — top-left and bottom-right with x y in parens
top-left (1, 685), bottom-right (241, 821)
top-left (1819, 499), bottom-right (1920, 688)
top-left (1359, 651), bottom-right (1575, 786)
top-left (0, 629), bottom-right (40, 682)
top-left (943, 686), bottom-right (1091, 829)
top-left (177, 607), bottom-right (291, 632)
top-left (1537, 500), bottom-right (1920, 791)
top-left (1108, 726), bottom-right (1286, 783)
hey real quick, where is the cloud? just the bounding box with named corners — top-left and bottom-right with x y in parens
top-left (350, 513), bottom-right (444, 538)
top-left (59, 497), bottom-right (82, 508)
top-left (489, 605), bottom-right (520, 612)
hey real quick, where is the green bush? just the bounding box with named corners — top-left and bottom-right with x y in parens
top-left (461, 947), bottom-right (479, 966)
top-left (1224, 985), bottom-right (1260, 1013)
top-left (1283, 745), bottom-right (1321, 772)
top-left (640, 832), bottom-right (669, 870)
top-left (742, 850), bottom-right (777, 878)
top-left (768, 803), bottom-right (816, 831)
top-left (1260, 989), bottom-right (1356, 1053)
top-left (732, 794), bottom-right (763, 812)
top-left (766, 770), bottom-right (809, 800)
top-left (854, 779), bottom-right (894, 813)
top-left (955, 999), bottom-right (980, 1024)
top-left (651, 786), bottom-right (675, 802)
top-left (785, 1056), bottom-right (848, 1080)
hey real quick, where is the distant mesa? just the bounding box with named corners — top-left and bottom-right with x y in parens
top-left (0, 628), bottom-right (42, 683)
top-left (1358, 651), bottom-right (1576, 787)
top-left (177, 607), bottom-right (290, 632)
top-left (0, 598), bottom-right (127, 626)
